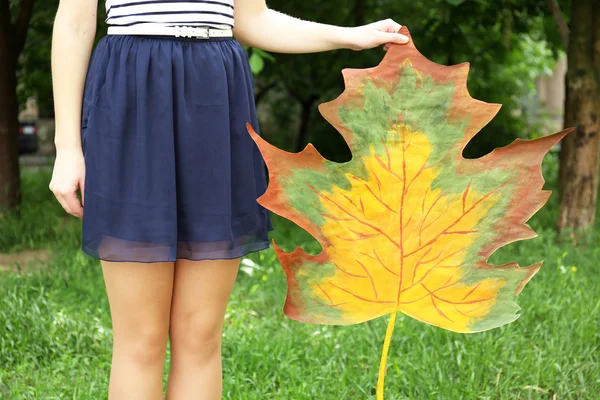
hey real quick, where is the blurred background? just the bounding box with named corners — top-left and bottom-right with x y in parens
top-left (0, 0), bottom-right (598, 399)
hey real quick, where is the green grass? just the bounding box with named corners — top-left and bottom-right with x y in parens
top-left (0, 165), bottom-right (599, 399)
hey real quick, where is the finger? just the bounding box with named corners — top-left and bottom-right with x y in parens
top-left (379, 31), bottom-right (409, 44)
top-left (64, 190), bottom-right (83, 218)
top-left (80, 176), bottom-right (85, 208)
top-left (383, 18), bottom-right (403, 33)
top-left (55, 193), bottom-right (73, 216)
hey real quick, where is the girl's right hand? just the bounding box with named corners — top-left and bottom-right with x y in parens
top-left (49, 147), bottom-right (86, 218)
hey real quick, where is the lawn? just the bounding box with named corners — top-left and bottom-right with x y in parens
top-left (1, 162), bottom-right (599, 399)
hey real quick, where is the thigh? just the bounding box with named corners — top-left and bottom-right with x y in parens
top-left (101, 260), bottom-right (175, 342)
top-left (169, 258), bottom-right (240, 339)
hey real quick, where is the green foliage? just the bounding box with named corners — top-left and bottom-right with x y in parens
top-left (0, 169), bottom-right (79, 253)
top-left (17, 0), bottom-right (107, 117)
top-left (462, 28), bottom-right (557, 157)
top-left (0, 168), bottom-right (599, 399)
top-left (244, 47), bottom-right (276, 75)
top-left (446, 0), bottom-right (466, 6)
top-left (252, 0), bottom-right (564, 163)
top-left (16, 0), bottom-right (57, 117)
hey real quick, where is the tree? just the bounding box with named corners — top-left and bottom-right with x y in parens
top-left (552, 0), bottom-right (600, 237)
top-left (0, 0), bottom-right (35, 213)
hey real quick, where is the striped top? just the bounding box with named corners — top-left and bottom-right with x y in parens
top-left (104, 0), bottom-right (235, 29)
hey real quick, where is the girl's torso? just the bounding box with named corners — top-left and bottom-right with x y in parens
top-left (104, 0), bottom-right (235, 30)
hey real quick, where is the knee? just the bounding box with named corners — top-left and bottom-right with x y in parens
top-left (169, 312), bottom-right (223, 357)
top-left (114, 325), bottom-right (168, 365)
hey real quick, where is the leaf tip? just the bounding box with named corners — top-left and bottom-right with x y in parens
top-left (515, 261), bottom-right (543, 296)
top-left (398, 25), bottom-right (410, 37)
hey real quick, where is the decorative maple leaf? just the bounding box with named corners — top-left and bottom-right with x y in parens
top-left (246, 27), bottom-right (573, 399)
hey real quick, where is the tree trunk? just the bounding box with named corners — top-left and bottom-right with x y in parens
top-left (254, 81), bottom-right (277, 108)
top-left (295, 99), bottom-right (316, 153)
top-left (557, 0), bottom-right (600, 236)
top-left (546, 0), bottom-right (570, 49)
top-left (0, 4), bottom-right (22, 213)
top-left (354, 0), bottom-right (366, 26)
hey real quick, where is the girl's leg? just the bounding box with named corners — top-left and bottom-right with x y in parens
top-left (101, 260), bottom-right (175, 400)
top-left (166, 257), bottom-right (241, 400)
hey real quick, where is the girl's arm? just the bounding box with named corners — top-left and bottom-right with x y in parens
top-left (49, 0), bottom-right (97, 218)
top-left (233, 0), bottom-right (409, 53)
top-left (51, 0), bottom-right (97, 151)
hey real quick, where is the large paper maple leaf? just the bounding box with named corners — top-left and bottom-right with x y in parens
top-left (246, 27), bottom-right (572, 398)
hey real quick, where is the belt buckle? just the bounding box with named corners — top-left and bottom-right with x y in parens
top-left (174, 25), bottom-right (209, 39)
top-left (175, 25), bottom-right (188, 38)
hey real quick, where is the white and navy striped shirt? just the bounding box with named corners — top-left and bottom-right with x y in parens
top-left (104, 0), bottom-right (235, 29)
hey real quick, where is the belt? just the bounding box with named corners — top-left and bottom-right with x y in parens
top-left (107, 25), bottom-right (234, 39)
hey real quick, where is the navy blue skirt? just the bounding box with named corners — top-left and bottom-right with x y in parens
top-left (80, 33), bottom-right (274, 263)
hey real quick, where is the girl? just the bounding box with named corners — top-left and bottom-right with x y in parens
top-left (49, 1), bottom-right (408, 398)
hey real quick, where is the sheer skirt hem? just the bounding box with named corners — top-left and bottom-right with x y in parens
top-left (81, 226), bottom-right (274, 263)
